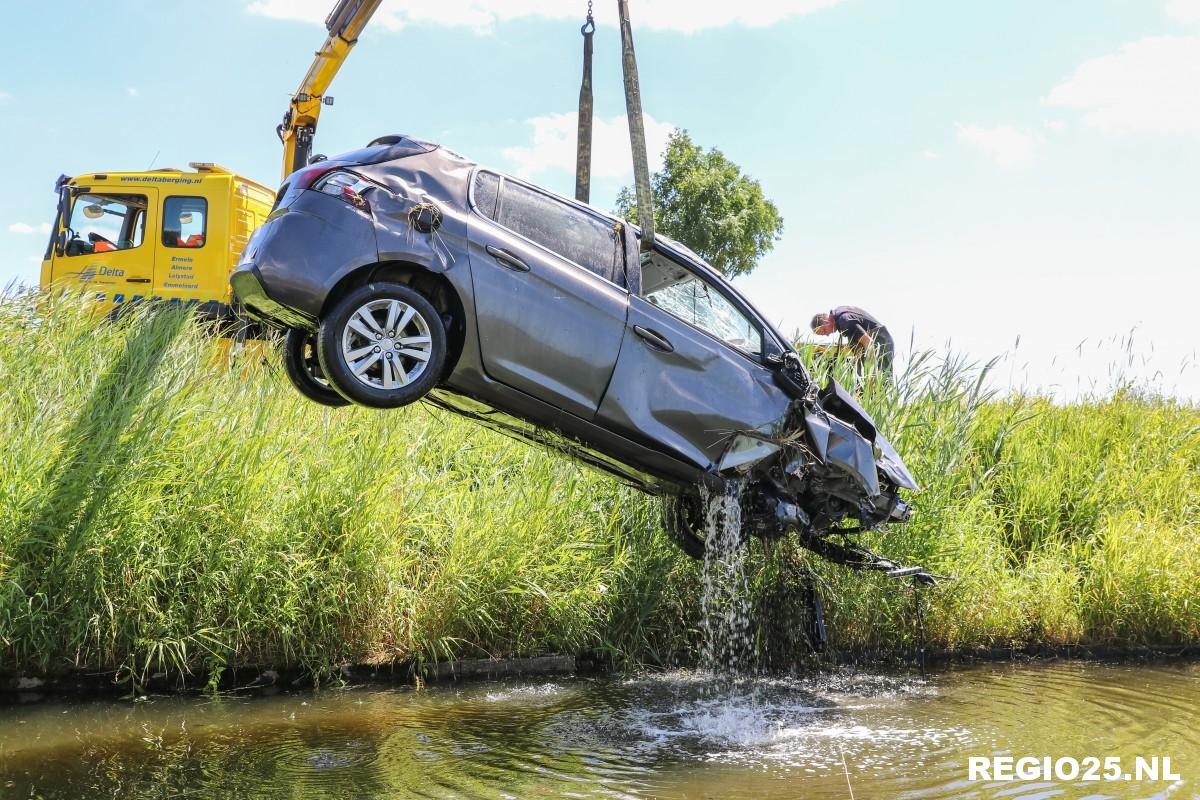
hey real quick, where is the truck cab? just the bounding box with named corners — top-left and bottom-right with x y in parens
top-left (40, 164), bottom-right (274, 319)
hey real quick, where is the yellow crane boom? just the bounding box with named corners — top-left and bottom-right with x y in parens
top-left (278, 0), bottom-right (383, 180)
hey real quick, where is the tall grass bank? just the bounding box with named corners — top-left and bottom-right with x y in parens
top-left (0, 296), bottom-right (1197, 682)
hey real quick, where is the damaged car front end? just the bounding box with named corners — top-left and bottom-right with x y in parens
top-left (701, 362), bottom-right (935, 585)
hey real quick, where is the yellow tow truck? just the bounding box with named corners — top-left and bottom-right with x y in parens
top-left (38, 0), bottom-right (382, 320)
top-left (40, 166), bottom-right (272, 317)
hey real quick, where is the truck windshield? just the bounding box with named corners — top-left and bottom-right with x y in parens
top-left (64, 193), bottom-right (147, 256)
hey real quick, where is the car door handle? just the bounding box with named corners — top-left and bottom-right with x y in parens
top-left (633, 325), bottom-right (674, 353)
top-left (486, 245), bottom-right (530, 273)
top-left (126, 277), bottom-right (151, 283)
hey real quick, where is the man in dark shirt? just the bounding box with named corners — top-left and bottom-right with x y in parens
top-left (810, 305), bottom-right (895, 376)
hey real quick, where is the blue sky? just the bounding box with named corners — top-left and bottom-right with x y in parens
top-left (1, 0), bottom-right (1197, 398)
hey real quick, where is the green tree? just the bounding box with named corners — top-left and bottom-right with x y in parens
top-left (616, 129), bottom-right (784, 278)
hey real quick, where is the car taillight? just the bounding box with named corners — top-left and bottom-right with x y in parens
top-left (313, 170), bottom-right (374, 210)
top-left (291, 163), bottom-right (339, 190)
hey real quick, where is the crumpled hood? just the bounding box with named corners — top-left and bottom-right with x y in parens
top-left (804, 379), bottom-right (920, 494)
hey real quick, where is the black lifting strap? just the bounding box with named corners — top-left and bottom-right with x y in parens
top-left (618, 0), bottom-right (656, 252)
top-left (575, 3), bottom-right (595, 204)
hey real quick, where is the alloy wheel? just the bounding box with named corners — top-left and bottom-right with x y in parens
top-left (340, 299), bottom-right (434, 390)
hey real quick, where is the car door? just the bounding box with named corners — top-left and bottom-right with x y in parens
top-left (52, 189), bottom-right (157, 309)
top-left (465, 171), bottom-right (629, 420)
top-left (596, 252), bottom-right (791, 471)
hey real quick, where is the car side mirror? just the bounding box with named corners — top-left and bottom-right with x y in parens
top-left (769, 349), bottom-right (810, 401)
top-left (767, 349), bottom-right (802, 372)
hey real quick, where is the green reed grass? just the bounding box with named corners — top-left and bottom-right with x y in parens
top-left (798, 348), bottom-right (1200, 654)
top-left (0, 294), bottom-right (1196, 683)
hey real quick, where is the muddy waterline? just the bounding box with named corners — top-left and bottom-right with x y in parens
top-left (2, 661), bottom-right (1196, 799)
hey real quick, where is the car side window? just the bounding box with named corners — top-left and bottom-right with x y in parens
top-left (479, 175), bottom-right (621, 284)
top-left (473, 170), bottom-right (499, 219)
top-left (643, 261), bottom-right (763, 356)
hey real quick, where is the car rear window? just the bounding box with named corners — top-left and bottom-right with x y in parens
top-left (330, 137), bottom-right (437, 166)
top-left (487, 178), bottom-right (621, 284)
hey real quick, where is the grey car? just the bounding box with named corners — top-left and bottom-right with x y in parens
top-left (231, 135), bottom-right (930, 581)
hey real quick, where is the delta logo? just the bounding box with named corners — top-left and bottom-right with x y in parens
top-left (68, 265), bottom-right (125, 282)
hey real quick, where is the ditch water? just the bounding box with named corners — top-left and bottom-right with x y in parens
top-left (1, 662), bottom-right (1197, 798)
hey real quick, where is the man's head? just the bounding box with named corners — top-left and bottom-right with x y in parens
top-left (810, 312), bottom-right (836, 336)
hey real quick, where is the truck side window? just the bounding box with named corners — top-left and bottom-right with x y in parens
top-left (163, 197), bottom-right (208, 248)
top-left (63, 193), bottom-right (147, 256)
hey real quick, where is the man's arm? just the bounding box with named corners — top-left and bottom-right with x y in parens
top-left (834, 312), bottom-right (874, 352)
top-left (844, 319), bottom-right (872, 350)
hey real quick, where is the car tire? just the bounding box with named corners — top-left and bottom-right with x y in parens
top-left (283, 327), bottom-right (350, 407)
top-left (661, 494), bottom-right (707, 560)
top-left (316, 282), bottom-right (447, 409)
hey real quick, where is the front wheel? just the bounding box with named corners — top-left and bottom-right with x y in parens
top-left (282, 327), bottom-right (350, 407)
top-left (660, 494), bottom-right (707, 560)
top-left (316, 282), bottom-right (447, 409)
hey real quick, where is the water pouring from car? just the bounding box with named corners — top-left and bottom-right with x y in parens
top-left (699, 481), bottom-right (753, 677)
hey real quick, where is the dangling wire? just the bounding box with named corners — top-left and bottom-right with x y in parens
top-left (575, 1), bottom-right (596, 203)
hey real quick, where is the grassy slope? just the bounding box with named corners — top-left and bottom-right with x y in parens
top-left (0, 296), bottom-right (1196, 681)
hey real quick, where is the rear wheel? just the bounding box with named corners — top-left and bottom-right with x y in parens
top-left (316, 282), bottom-right (447, 409)
top-left (282, 327), bottom-right (349, 407)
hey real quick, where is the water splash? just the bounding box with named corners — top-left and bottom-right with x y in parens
top-left (699, 481), bottom-right (753, 676)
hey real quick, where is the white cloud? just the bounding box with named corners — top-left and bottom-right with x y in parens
top-left (921, 149), bottom-right (940, 160)
top-left (1043, 35), bottom-right (1200, 135)
top-left (955, 123), bottom-right (1041, 168)
top-left (502, 112), bottom-right (674, 180)
top-left (8, 222), bottom-right (51, 235)
top-left (1167, 0), bottom-right (1200, 23)
top-left (0, 90), bottom-right (9, 102)
top-left (126, 87), bottom-right (140, 98)
top-left (1043, 119), bottom-right (1067, 132)
top-left (247, 0), bottom-right (847, 34)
